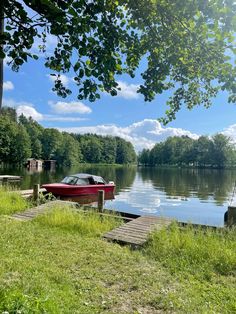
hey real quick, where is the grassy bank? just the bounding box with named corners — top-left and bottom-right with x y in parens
top-left (0, 194), bottom-right (235, 313)
top-left (145, 224), bottom-right (236, 312)
top-left (0, 186), bottom-right (30, 215)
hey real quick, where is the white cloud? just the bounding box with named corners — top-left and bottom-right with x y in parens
top-left (3, 81), bottom-right (14, 91)
top-left (116, 81), bottom-right (140, 99)
top-left (48, 77), bottom-right (139, 100)
top-left (3, 98), bottom-right (35, 109)
top-left (49, 101), bottom-right (92, 114)
top-left (47, 74), bottom-right (70, 87)
top-left (222, 124), bottom-right (236, 143)
top-left (4, 98), bottom-right (88, 122)
top-left (59, 119), bottom-right (199, 151)
top-left (16, 105), bottom-right (43, 121)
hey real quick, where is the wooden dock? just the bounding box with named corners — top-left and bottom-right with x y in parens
top-left (18, 188), bottom-right (46, 198)
top-left (0, 175), bottom-right (21, 181)
top-left (11, 200), bottom-right (77, 221)
top-left (103, 216), bottom-right (174, 246)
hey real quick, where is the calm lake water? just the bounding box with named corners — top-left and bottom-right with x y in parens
top-left (1, 165), bottom-right (236, 226)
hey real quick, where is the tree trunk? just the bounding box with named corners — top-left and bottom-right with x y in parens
top-left (0, 1), bottom-right (4, 114)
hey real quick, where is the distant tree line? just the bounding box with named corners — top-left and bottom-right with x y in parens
top-left (138, 135), bottom-right (236, 169)
top-left (0, 108), bottom-right (136, 166)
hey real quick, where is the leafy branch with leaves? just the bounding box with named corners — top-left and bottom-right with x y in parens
top-left (1, 0), bottom-right (236, 123)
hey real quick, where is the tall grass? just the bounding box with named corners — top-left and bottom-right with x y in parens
top-left (0, 186), bottom-right (30, 215)
top-left (35, 206), bottom-right (122, 236)
top-left (145, 223), bottom-right (236, 278)
top-left (0, 288), bottom-right (57, 313)
top-left (0, 213), bottom-right (235, 312)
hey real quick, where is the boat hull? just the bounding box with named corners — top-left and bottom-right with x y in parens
top-left (59, 192), bottom-right (115, 204)
top-left (41, 183), bottom-right (115, 197)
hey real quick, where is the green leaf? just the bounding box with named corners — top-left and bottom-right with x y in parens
top-left (74, 62), bottom-right (80, 72)
top-left (5, 26), bottom-right (13, 31)
top-left (0, 51), bottom-right (5, 58)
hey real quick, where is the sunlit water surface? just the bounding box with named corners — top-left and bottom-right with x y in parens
top-left (2, 165), bottom-right (236, 226)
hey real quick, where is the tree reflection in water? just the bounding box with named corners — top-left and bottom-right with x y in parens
top-left (1, 165), bottom-right (236, 225)
top-left (139, 167), bottom-right (236, 206)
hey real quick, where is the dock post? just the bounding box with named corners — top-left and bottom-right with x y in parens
top-left (33, 184), bottom-right (40, 203)
top-left (226, 206), bottom-right (236, 227)
top-left (98, 190), bottom-right (104, 212)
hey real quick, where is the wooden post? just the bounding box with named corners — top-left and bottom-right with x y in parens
top-left (98, 190), bottom-right (104, 212)
top-left (226, 206), bottom-right (236, 227)
top-left (33, 184), bottom-right (40, 203)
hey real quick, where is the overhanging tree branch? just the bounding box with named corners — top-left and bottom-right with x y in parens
top-left (0, 0), bottom-right (236, 121)
top-left (0, 0), bottom-right (4, 113)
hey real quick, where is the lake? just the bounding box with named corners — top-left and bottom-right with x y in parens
top-left (1, 165), bottom-right (235, 226)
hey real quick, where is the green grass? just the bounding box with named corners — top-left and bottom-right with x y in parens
top-left (0, 186), bottom-right (30, 215)
top-left (0, 213), bottom-right (170, 314)
top-left (35, 206), bottom-right (123, 237)
top-left (0, 191), bottom-right (235, 313)
top-left (145, 223), bottom-right (236, 277)
top-left (144, 223), bottom-right (236, 312)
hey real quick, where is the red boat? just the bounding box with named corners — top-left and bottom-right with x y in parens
top-left (41, 173), bottom-right (115, 197)
top-left (57, 192), bottom-right (115, 204)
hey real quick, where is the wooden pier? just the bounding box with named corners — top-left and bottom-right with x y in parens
top-left (11, 193), bottom-right (174, 246)
top-left (11, 200), bottom-right (77, 221)
top-left (103, 216), bottom-right (174, 246)
top-left (12, 187), bottom-right (227, 246)
top-left (0, 175), bottom-right (21, 181)
top-left (18, 188), bottom-right (46, 198)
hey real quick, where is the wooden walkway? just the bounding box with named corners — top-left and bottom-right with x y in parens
top-left (11, 200), bottom-right (77, 221)
top-left (0, 175), bottom-right (21, 181)
top-left (18, 188), bottom-right (46, 198)
top-left (103, 216), bottom-right (174, 246)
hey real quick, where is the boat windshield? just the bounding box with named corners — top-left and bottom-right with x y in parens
top-left (61, 176), bottom-right (78, 185)
top-left (61, 176), bottom-right (88, 185)
top-left (61, 175), bottom-right (106, 185)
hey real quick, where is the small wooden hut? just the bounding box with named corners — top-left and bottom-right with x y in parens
top-left (43, 160), bottom-right (56, 170)
top-left (26, 159), bottom-right (43, 169)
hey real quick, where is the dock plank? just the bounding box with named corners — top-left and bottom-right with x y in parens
top-left (11, 200), bottom-right (77, 221)
top-left (105, 235), bottom-right (145, 246)
top-left (105, 230), bottom-right (148, 240)
top-left (18, 188), bottom-right (46, 197)
top-left (0, 175), bottom-right (21, 181)
top-left (103, 216), bottom-right (174, 246)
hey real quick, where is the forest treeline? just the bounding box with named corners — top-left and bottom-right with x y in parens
top-left (1, 107), bottom-right (236, 169)
top-left (138, 135), bottom-right (236, 168)
top-left (0, 108), bottom-right (136, 166)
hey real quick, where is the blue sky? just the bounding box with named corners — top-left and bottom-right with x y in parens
top-left (3, 40), bottom-right (236, 151)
